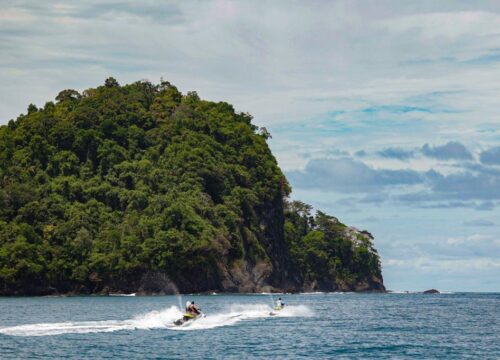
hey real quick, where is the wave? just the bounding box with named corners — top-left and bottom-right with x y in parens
top-left (0, 304), bottom-right (312, 337)
top-left (297, 292), bottom-right (357, 295)
top-left (388, 291), bottom-right (455, 294)
top-left (259, 292), bottom-right (284, 295)
top-left (0, 306), bottom-right (180, 337)
top-left (109, 293), bottom-right (136, 297)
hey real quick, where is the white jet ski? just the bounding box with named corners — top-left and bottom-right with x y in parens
top-left (270, 305), bottom-right (283, 316)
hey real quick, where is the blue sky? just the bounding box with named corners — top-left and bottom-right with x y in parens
top-left (1, 0), bottom-right (499, 291)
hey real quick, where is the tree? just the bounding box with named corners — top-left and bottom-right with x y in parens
top-left (55, 89), bottom-right (81, 103)
top-left (104, 77), bottom-right (119, 88)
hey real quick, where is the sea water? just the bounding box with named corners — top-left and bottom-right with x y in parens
top-left (0, 293), bottom-right (498, 358)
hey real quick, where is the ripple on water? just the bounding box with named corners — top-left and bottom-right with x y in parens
top-left (0, 293), bottom-right (498, 359)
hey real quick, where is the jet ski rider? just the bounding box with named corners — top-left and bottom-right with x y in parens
top-left (276, 297), bottom-right (285, 310)
top-left (185, 301), bottom-right (201, 316)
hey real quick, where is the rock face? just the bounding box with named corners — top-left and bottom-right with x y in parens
top-left (423, 289), bottom-right (440, 294)
top-left (0, 79), bottom-right (385, 295)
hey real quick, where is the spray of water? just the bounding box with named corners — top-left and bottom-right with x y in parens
top-left (0, 303), bottom-right (312, 337)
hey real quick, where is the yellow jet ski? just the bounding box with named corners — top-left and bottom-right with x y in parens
top-left (174, 311), bottom-right (205, 326)
top-left (270, 305), bottom-right (283, 316)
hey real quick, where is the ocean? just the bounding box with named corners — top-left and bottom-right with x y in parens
top-left (0, 293), bottom-right (498, 359)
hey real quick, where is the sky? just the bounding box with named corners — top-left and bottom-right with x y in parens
top-left (1, 0), bottom-right (500, 291)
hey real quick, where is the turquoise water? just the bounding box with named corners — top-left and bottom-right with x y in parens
top-left (0, 293), bottom-right (498, 359)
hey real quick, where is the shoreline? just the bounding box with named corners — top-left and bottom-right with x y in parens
top-left (0, 289), bottom-right (388, 297)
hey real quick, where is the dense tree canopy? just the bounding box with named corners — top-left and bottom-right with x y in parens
top-left (284, 201), bottom-right (382, 289)
top-left (0, 78), bottom-right (383, 294)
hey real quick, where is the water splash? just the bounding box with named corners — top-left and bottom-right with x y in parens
top-left (0, 304), bottom-right (312, 337)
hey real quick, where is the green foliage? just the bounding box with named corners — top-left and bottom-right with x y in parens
top-left (0, 78), bottom-right (381, 294)
top-left (284, 200), bottom-right (382, 287)
top-left (0, 79), bottom-right (290, 293)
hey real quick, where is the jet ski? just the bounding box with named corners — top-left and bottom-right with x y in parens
top-left (269, 305), bottom-right (283, 316)
top-left (173, 312), bottom-right (205, 326)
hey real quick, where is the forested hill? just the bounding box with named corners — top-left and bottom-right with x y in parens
top-left (0, 78), bottom-right (384, 295)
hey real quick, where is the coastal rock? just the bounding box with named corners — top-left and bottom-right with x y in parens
top-left (423, 289), bottom-right (440, 294)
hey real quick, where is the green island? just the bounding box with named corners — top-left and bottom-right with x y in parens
top-left (0, 78), bottom-right (384, 295)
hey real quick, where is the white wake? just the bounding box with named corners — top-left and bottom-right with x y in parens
top-left (0, 304), bottom-right (312, 337)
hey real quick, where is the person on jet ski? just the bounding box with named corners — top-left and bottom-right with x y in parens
top-left (276, 297), bottom-right (285, 310)
top-left (174, 301), bottom-right (202, 325)
top-left (185, 301), bottom-right (201, 316)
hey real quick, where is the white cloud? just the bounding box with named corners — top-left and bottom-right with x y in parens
top-left (446, 233), bottom-right (495, 245)
top-left (377, 11), bottom-right (500, 40)
top-left (2, 1), bottom-right (500, 133)
top-left (385, 256), bottom-right (500, 273)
